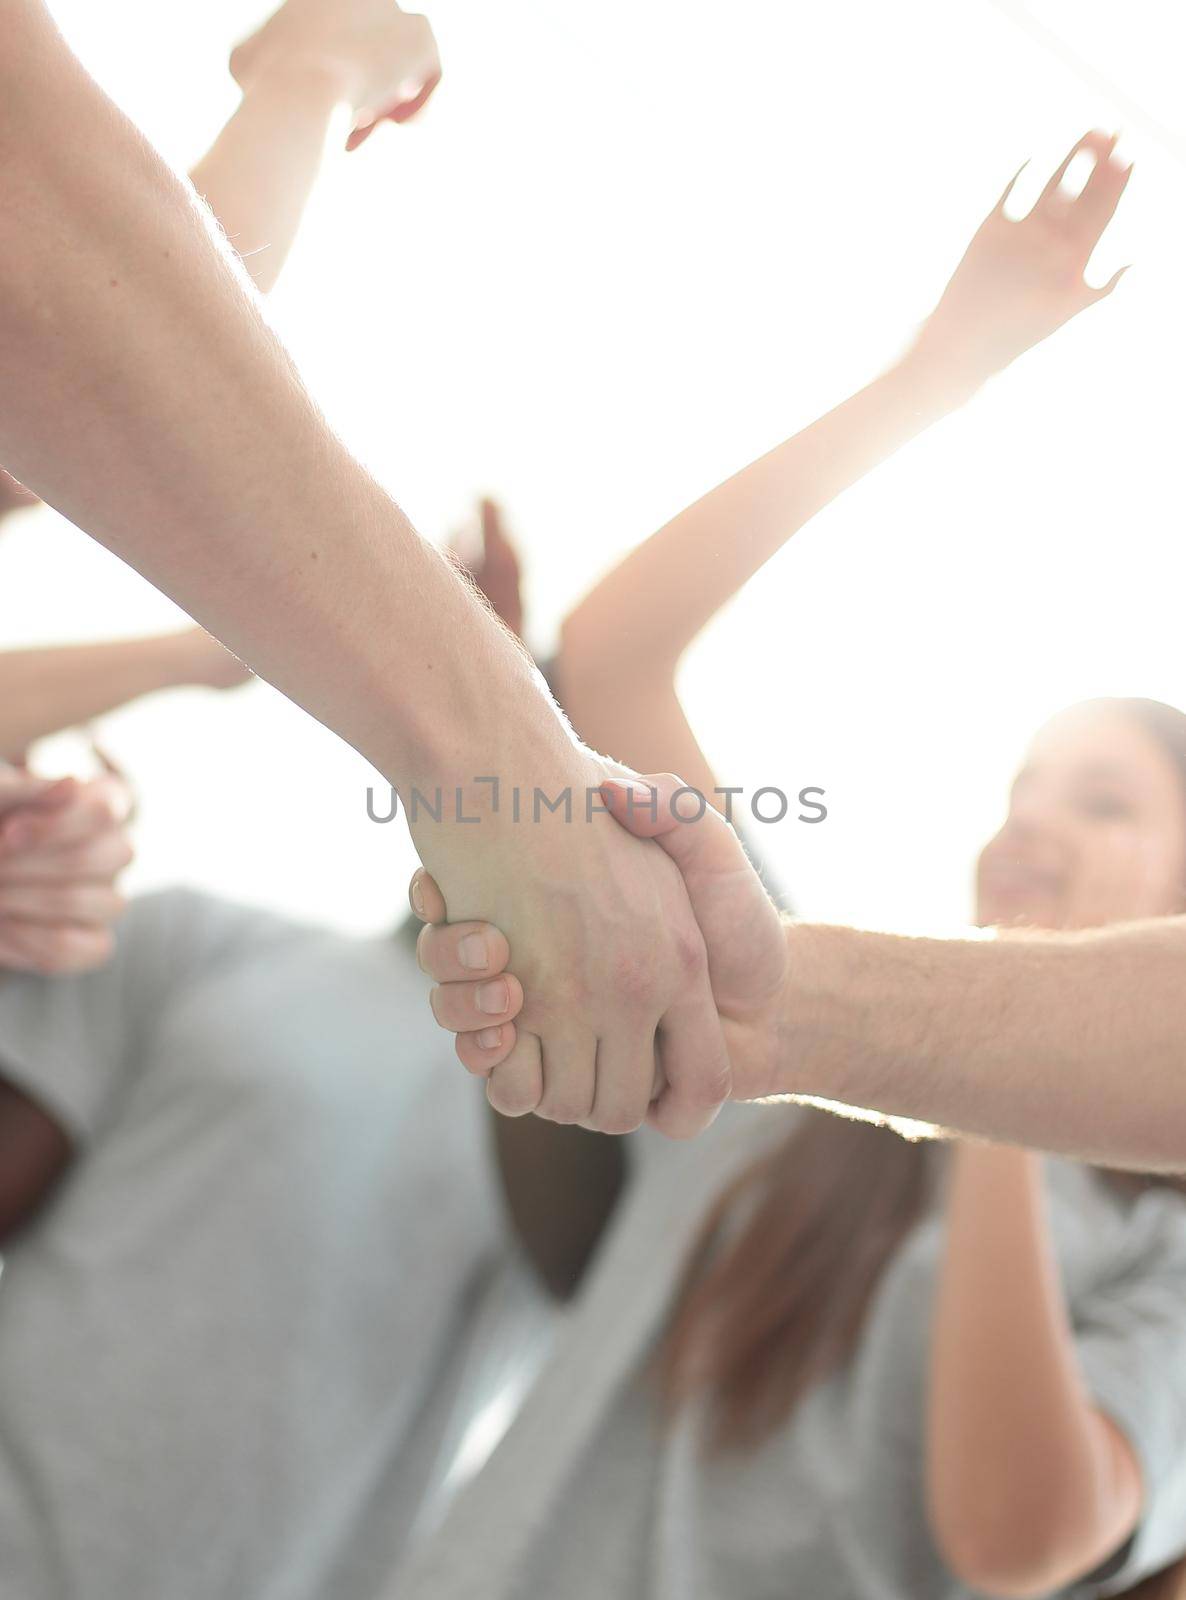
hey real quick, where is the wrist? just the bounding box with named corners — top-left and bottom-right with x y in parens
top-left (152, 630), bottom-right (240, 691)
top-left (234, 52), bottom-right (354, 114)
top-left (952, 1140), bottom-right (1039, 1176)
top-left (397, 695), bottom-right (593, 838)
top-left (889, 339), bottom-right (987, 417)
top-left (778, 920), bottom-right (854, 1103)
top-left (149, 632), bottom-right (201, 689)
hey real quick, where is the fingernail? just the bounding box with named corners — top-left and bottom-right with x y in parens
top-left (459, 932), bottom-right (489, 970)
top-left (477, 1026), bottom-right (503, 1050)
top-left (410, 878), bottom-right (425, 916)
top-left (477, 979), bottom-right (509, 1015)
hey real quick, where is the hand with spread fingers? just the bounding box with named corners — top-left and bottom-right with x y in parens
top-left (912, 130), bottom-right (1133, 389)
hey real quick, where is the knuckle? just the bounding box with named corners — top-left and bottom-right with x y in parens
top-left (38, 926), bottom-right (112, 975)
top-left (487, 1074), bottom-right (541, 1119)
top-left (53, 888), bottom-right (82, 919)
top-left (535, 973), bottom-right (594, 1022)
top-left (682, 1058), bottom-right (732, 1114)
top-left (588, 1103), bottom-right (645, 1137)
top-left (610, 950), bottom-right (661, 1011)
top-left (537, 1088), bottom-right (595, 1127)
top-left (669, 924), bottom-right (708, 983)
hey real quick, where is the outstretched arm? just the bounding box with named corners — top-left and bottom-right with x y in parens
top-left (191, 0), bottom-right (440, 293)
top-left (557, 131), bottom-right (1131, 797)
top-left (0, 0), bottom-right (726, 1139)
top-left (927, 1144), bottom-right (1142, 1595)
top-left (0, 3), bottom-right (424, 755)
top-left (0, 5), bottom-right (426, 521)
top-left (0, 630), bottom-right (248, 762)
top-left (558, 358), bottom-right (976, 804)
top-left (416, 765), bottom-right (1186, 1170)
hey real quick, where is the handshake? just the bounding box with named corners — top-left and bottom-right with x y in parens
top-left (406, 773), bottom-right (794, 1139)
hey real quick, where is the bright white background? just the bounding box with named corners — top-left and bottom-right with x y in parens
top-left (2, 0), bottom-right (1184, 935)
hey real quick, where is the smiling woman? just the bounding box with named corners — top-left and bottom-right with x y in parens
top-left (977, 698), bottom-right (1186, 930)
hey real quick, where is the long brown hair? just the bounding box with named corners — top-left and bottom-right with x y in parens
top-left (659, 697), bottom-right (1186, 1454)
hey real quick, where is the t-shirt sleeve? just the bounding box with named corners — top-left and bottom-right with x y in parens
top-left (1068, 1187), bottom-right (1186, 1595)
top-left (0, 888), bottom-right (300, 1145)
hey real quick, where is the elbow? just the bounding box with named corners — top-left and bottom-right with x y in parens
top-left (930, 1417), bottom-right (1142, 1598)
top-left (557, 612), bottom-right (678, 694)
top-left (934, 1521), bottom-right (1064, 1599)
top-left (931, 1494), bottom-right (1123, 1600)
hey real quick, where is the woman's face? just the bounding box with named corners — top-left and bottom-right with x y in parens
top-left (976, 706), bottom-right (1186, 931)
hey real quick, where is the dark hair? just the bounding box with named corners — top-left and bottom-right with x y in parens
top-left (658, 696), bottom-right (1186, 1454)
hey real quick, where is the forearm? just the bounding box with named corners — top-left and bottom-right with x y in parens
top-left (561, 350), bottom-right (977, 681)
top-left (928, 1145), bottom-right (1139, 1593)
top-left (0, 635), bottom-right (197, 757)
top-left (188, 62), bottom-right (348, 294)
top-left (0, 3), bottom-right (568, 796)
top-left (782, 916), bottom-right (1186, 1168)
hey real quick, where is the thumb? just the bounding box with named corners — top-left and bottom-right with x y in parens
top-left (0, 771), bottom-right (76, 821)
top-left (600, 775), bottom-right (742, 877)
top-left (1091, 262), bottom-right (1131, 302)
top-left (598, 774), bottom-right (681, 840)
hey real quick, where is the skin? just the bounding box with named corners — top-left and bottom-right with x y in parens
top-left (440, 504), bottom-right (628, 1297)
top-left (925, 704), bottom-right (1185, 1596)
top-left (0, 0), bottom-right (726, 1141)
top-left (418, 624), bottom-right (1174, 1600)
top-left (0, 768), bottom-right (132, 975)
top-left (0, 766), bottom-right (132, 1235)
top-left (0, 631), bottom-right (250, 763)
top-left (0, 0), bottom-right (430, 757)
top-left (414, 133), bottom-right (1186, 1172)
top-left (415, 136), bottom-right (1176, 1587)
top-left (415, 127), bottom-right (1141, 1114)
top-left (976, 707), bottom-right (1186, 932)
top-left (0, 0), bottom-right (438, 1236)
top-left (417, 639), bottom-right (1173, 1596)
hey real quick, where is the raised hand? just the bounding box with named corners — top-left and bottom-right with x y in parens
top-left (0, 770), bottom-right (133, 974)
top-left (230, 0), bottom-right (442, 151)
top-left (912, 130), bottom-right (1133, 388)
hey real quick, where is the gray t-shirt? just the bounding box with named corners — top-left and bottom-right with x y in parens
top-left (393, 1105), bottom-right (1186, 1600)
top-left (0, 889), bottom-right (521, 1600)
